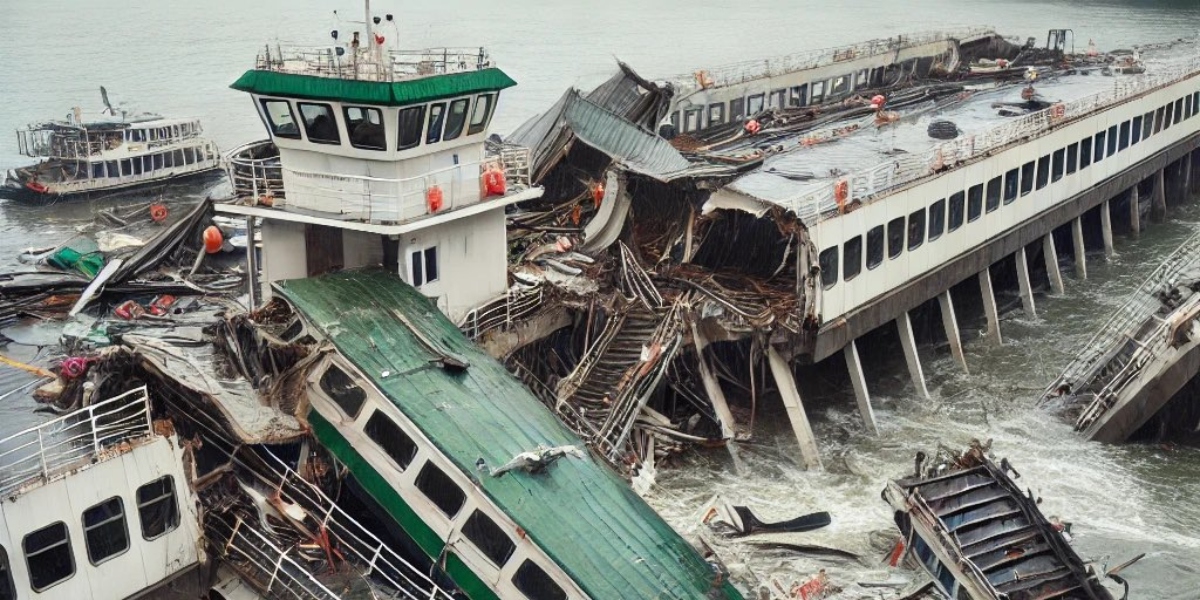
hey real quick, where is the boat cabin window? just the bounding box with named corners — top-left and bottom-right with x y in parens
top-left (770, 89), bottom-right (787, 109)
top-left (928, 199), bottom-right (946, 241)
top-left (319, 364), bottom-right (367, 418)
top-left (856, 69), bottom-right (869, 88)
top-left (683, 108), bottom-right (701, 133)
top-left (830, 75), bottom-right (849, 96)
top-left (1020, 161), bottom-right (1035, 195)
top-left (746, 93), bottom-right (764, 115)
top-left (866, 225), bottom-right (884, 269)
top-left (818, 247), bottom-right (838, 288)
top-left (843, 236), bottom-right (862, 280)
top-left (364, 411), bottom-right (418, 470)
top-left (106, 161), bottom-right (118, 179)
top-left (1080, 136), bottom-right (1093, 169)
top-left (153, 153), bottom-right (164, 171)
top-left (91, 162), bottom-right (104, 179)
top-left (345, 106), bottom-right (386, 151)
top-left (708, 103), bottom-right (725, 126)
top-left (1035, 155), bottom-right (1049, 190)
top-left (967, 183), bottom-right (983, 221)
top-left (1132, 116), bottom-right (1143, 145)
top-left (1143, 111), bottom-right (1154, 140)
top-left (1119, 121), bottom-right (1131, 151)
top-left (887, 216), bottom-right (904, 259)
top-left (730, 97), bottom-right (745, 121)
top-left (1154, 106), bottom-right (1165, 134)
top-left (462, 510), bottom-right (516, 567)
top-left (261, 99), bottom-right (301, 139)
top-left (1193, 93), bottom-right (1200, 118)
top-left (136, 476), bottom-right (180, 540)
top-left (23, 522), bottom-right (74, 591)
top-left (948, 191), bottom-right (965, 231)
top-left (513, 560), bottom-right (567, 600)
top-left (669, 111), bottom-right (680, 133)
top-left (468, 93), bottom-right (495, 136)
top-left (83, 497), bottom-right (128, 565)
top-left (790, 85), bottom-right (808, 107)
top-left (427, 103), bottom-right (447, 143)
top-left (414, 462), bottom-right (466, 518)
top-left (908, 208), bottom-right (925, 250)
top-left (809, 81), bottom-right (825, 104)
top-left (1051, 149), bottom-right (1065, 182)
top-left (1065, 143), bottom-right (1078, 174)
top-left (1174, 98), bottom-right (1184, 125)
top-left (132, 156), bottom-right (144, 175)
top-left (298, 102), bottom-right (341, 145)
top-left (0, 545), bottom-right (13, 600)
top-left (1093, 130), bottom-right (1106, 163)
top-left (410, 246), bottom-right (439, 287)
top-left (1106, 125), bottom-right (1118, 157)
top-left (398, 106), bottom-right (426, 150)
top-left (444, 98), bottom-right (471, 141)
top-left (165, 151), bottom-right (175, 168)
top-left (985, 176), bottom-right (1001, 212)
top-left (1004, 168), bottom-right (1019, 203)
top-left (120, 159), bottom-right (132, 176)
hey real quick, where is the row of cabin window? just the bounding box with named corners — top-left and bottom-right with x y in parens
top-left (819, 90), bottom-right (1200, 288)
top-left (81, 145), bottom-right (214, 180)
top-left (319, 365), bottom-right (566, 600)
top-left (0, 476), bottom-right (180, 594)
top-left (260, 93), bottom-right (496, 152)
top-left (125, 122), bottom-right (201, 143)
top-left (672, 65), bottom-right (896, 133)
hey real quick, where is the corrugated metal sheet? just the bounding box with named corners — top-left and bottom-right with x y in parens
top-left (230, 68), bottom-right (516, 106)
top-left (275, 270), bottom-right (741, 600)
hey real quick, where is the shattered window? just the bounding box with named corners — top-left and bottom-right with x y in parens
top-left (1132, 116), bottom-right (1143, 145)
top-left (1066, 143), bottom-right (1078, 174)
top-left (866, 225), bottom-right (884, 269)
top-left (513, 560), bottom-right (566, 600)
top-left (986, 177), bottom-right (1001, 212)
top-left (298, 102), bottom-right (342, 145)
top-left (907, 209), bottom-right (925, 250)
top-left (1080, 137), bottom-right (1092, 168)
top-left (1093, 131), bottom-right (1106, 163)
top-left (967, 183), bottom-right (983, 221)
top-left (1020, 161), bottom-right (1035, 195)
top-left (398, 105), bottom-right (426, 150)
top-left (818, 247), bottom-right (838, 288)
top-left (1004, 168), bottom-right (1019, 203)
top-left (83, 497), bottom-right (128, 565)
top-left (856, 69), bottom-right (869, 87)
top-left (1118, 121), bottom-right (1130, 151)
top-left (319, 364), bottom-right (367, 418)
top-left (427, 102), bottom-right (447, 144)
top-left (948, 191), bottom-right (964, 232)
top-left (746, 94), bottom-right (764, 115)
top-left (0, 545), bottom-right (13, 600)
top-left (136, 476), bottom-right (179, 540)
top-left (468, 94), bottom-right (495, 136)
top-left (443, 98), bottom-right (471, 141)
top-left (462, 510), bottom-right (516, 567)
top-left (708, 103), bottom-right (725, 126)
top-left (789, 85), bottom-right (807, 107)
top-left (260, 99), bottom-right (300, 138)
top-left (1144, 111), bottom-right (1155, 139)
top-left (1052, 149), bottom-right (1065, 182)
top-left (887, 217), bottom-right (905, 259)
top-left (1036, 156), bottom-right (1050, 190)
top-left (830, 76), bottom-right (849, 96)
top-left (415, 462), bottom-right (466, 518)
top-left (730, 98), bottom-right (745, 121)
top-left (843, 236), bottom-right (862, 280)
top-left (23, 522), bottom-right (74, 591)
top-left (1106, 125), bottom-right (1117, 157)
top-left (344, 106), bottom-right (386, 151)
top-left (770, 89), bottom-right (787, 109)
top-left (928, 200), bottom-right (945, 241)
top-left (364, 411), bottom-right (418, 470)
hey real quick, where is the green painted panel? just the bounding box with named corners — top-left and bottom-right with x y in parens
top-left (230, 68), bottom-right (516, 106)
top-left (445, 552), bottom-right (500, 600)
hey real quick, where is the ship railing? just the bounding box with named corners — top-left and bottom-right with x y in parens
top-left (459, 280), bottom-right (545, 340)
top-left (0, 386), bottom-right (153, 499)
top-left (226, 140), bottom-right (285, 202)
top-left (783, 53), bottom-right (1200, 223)
top-left (665, 27), bottom-right (996, 90)
top-left (255, 44), bottom-right (492, 83)
top-left (208, 514), bottom-right (343, 600)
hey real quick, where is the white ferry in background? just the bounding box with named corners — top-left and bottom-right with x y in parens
top-left (1, 88), bottom-right (221, 204)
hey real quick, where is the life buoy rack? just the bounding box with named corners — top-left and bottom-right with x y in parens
top-left (25, 181), bottom-right (48, 194)
top-left (834, 179), bottom-right (849, 213)
top-left (149, 203), bottom-right (168, 223)
top-left (426, 185), bottom-right (444, 213)
top-left (1050, 103), bottom-right (1066, 119)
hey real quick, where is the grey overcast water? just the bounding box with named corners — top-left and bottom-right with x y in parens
top-left (3, 0), bottom-right (1200, 597)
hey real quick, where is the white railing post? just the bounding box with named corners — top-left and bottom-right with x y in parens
top-left (91, 404), bottom-right (103, 456)
top-left (36, 428), bottom-right (48, 480)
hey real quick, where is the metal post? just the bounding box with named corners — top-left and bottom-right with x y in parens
top-left (1016, 246), bottom-right (1037, 318)
top-left (979, 268), bottom-right (1003, 345)
top-left (938, 291), bottom-right (969, 374)
top-left (1043, 234), bottom-right (1065, 295)
top-left (843, 340), bottom-right (878, 435)
top-left (1184, 155), bottom-right (1193, 198)
top-left (766, 346), bottom-right (822, 470)
top-left (1153, 170), bottom-right (1167, 222)
top-left (1072, 217), bottom-right (1087, 279)
top-left (1101, 199), bottom-right (1115, 258)
top-left (245, 217), bottom-right (259, 309)
top-left (1130, 185), bottom-right (1142, 237)
top-left (897, 311), bottom-right (930, 400)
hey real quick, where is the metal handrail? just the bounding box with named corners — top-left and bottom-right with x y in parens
top-left (254, 44), bottom-right (492, 83)
top-left (458, 282), bottom-right (545, 340)
top-left (210, 514), bottom-right (342, 600)
top-left (0, 386), bottom-right (153, 498)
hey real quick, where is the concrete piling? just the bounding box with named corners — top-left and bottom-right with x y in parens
top-left (897, 311), bottom-right (930, 400)
top-left (938, 291), bottom-right (969, 374)
top-left (1016, 246), bottom-right (1037, 318)
top-left (767, 346), bottom-right (822, 470)
top-left (843, 340), bottom-right (878, 435)
top-left (1072, 217), bottom-right (1087, 279)
top-left (1043, 234), bottom-right (1065, 295)
top-left (979, 268), bottom-right (1003, 345)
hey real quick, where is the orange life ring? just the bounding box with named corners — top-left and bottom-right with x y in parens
top-left (834, 179), bottom-right (849, 211)
top-left (203, 226), bottom-right (224, 254)
top-left (745, 119), bottom-right (761, 135)
top-left (25, 181), bottom-right (48, 194)
top-left (149, 203), bottom-right (168, 223)
top-left (481, 167), bottom-right (506, 197)
top-left (1050, 103), bottom-right (1065, 119)
top-left (426, 185), bottom-right (444, 213)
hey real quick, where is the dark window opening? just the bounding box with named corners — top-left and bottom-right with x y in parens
top-left (810, 80), bottom-right (826, 104)
top-left (928, 199), bottom-right (946, 241)
top-left (789, 84), bottom-right (808, 107)
top-left (1080, 137), bottom-right (1093, 168)
top-left (153, 153), bottom-right (164, 171)
top-left (866, 226), bottom-right (884, 269)
top-left (23, 522), bottom-right (73, 591)
top-left (427, 102), bottom-right (447, 144)
top-left (746, 94), bottom-right (765, 115)
top-left (830, 76), bottom-right (850, 96)
top-left (818, 247), bottom-right (838, 288)
top-left (364, 411), bottom-right (418, 470)
top-left (908, 209), bottom-right (926, 250)
top-left (1106, 125), bottom-right (1118, 156)
top-left (462, 510), bottom-right (516, 567)
top-left (967, 184), bottom-right (983, 221)
top-left (132, 155), bottom-right (143, 175)
top-left (91, 162), bottom-right (104, 179)
top-left (986, 177), bottom-right (1002, 212)
top-left (1174, 98), bottom-right (1184, 124)
top-left (1066, 143), bottom-right (1078, 174)
top-left (1144, 111), bottom-right (1155, 139)
top-left (83, 497), bottom-right (128, 565)
top-left (0, 545), bottom-right (14, 600)
top-left (770, 89), bottom-right (787, 109)
top-left (708, 103), bottom-right (725, 126)
top-left (669, 111), bottom-right (679, 132)
top-left (1036, 155), bottom-right (1050, 190)
top-left (1132, 116), bottom-right (1143, 145)
top-left (410, 247), bottom-right (439, 287)
top-left (1154, 107), bottom-right (1165, 134)
top-left (137, 476), bottom-right (180, 540)
top-left (345, 106), bottom-right (386, 150)
top-left (415, 462), bottom-right (466, 518)
top-left (683, 108), bottom-right (701, 133)
top-left (1119, 121), bottom-right (1130, 151)
top-left (1004, 168), bottom-right (1019, 203)
top-left (298, 102), bottom-right (341, 145)
top-left (1093, 130), bottom-right (1106, 163)
top-left (843, 237), bottom-right (862, 280)
top-left (887, 217), bottom-right (905, 258)
top-left (513, 560), bottom-right (567, 600)
top-left (730, 98), bottom-right (745, 121)
top-left (1165, 103), bottom-right (1174, 130)
top-left (948, 191), bottom-right (965, 231)
top-left (1051, 149), bottom-right (1065, 182)
top-left (106, 161), bottom-right (118, 178)
top-left (398, 106), bottom-right (426, 150)
top-left (467, 94), bottom-right (495, 136)
top-left (443, 98), bottom-right (470, 141)
top-left (1020, 161), bottom-right (1035, 195)
top-left (319, 364), bottom-right (366, 418)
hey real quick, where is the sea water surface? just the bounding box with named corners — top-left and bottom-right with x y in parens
top-left (2, 0), bottom-right (1200, 597)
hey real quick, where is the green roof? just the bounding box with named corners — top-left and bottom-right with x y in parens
top-left (275, 270), bottom-right (741, 600)
top-left (230, 68), bottom-right (516, 106)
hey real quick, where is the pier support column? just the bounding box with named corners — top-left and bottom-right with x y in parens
top-left (938, 291), bottom-right (969, 374)
top-left (1101, 199), bottom-right (1115, 258)
top-left (766, 346), bottom-right (822, 470)
top-left (1183, 156), bottom-right (1193, 198)
top-left (1191, 150), bottom-right (1200, 191)
top-left (1016, 246), bottom-right (1037, 319)
top-left (1043, 234), bottom-right (1065, 295)
top-left (1153, 170), bottom-right (1167, 222)
top-left (1072, 217), bottom-right (1087, 280)
top-left (979, 268), bottom-right (1003, 346)
top-left (896, 311), bottom-right (931, 400)
top-left (843, 340), bottom-right (878, 435)
top-left (690, 324), bottom-right (745, 471)
top-left (1130, 185), bottom-right (1142, 237)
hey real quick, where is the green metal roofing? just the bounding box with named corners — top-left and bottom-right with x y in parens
top-left (230, 68), bottom-right (516, 106)
top-left (275, 270), bottom-right (742, 600)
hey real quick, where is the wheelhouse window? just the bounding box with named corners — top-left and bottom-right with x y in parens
top-left (462, 510), bottom-right (516, 567)
top-left (467, 93), bottom-right (495, 136)
top-left (513, 560), bottom-right (567, 600)
top-left (1132, 116), bottom-right (1143, 145)
top-left (443, 98), bottom-right (470, 140)
top-left (866, 225), bottom-right (884, 269)
top-left (136, 476), bottom-right (180, 540)
top-left (818, 247), bottom-right (838, 288)
top-left (746, 94), bottom-right (765, 115)
top-left (427, 102), bottom-right (447, 144)
top-left (967, 183), bottom-right (983, 221)
top-left (887, 216), bottom-right (905, 259)
top-left (948, 191), bottom-right (965, 231)
top-left (928, 199), bottom-right (946, 241)
top-left (319, 364), bottom-right (366, 418)
top-left (410, 246), bottom-right (439, 287)
top-left (730, 97), bottom-right (745, 121)
top-left (708, 103), bottom-right (725, 126)
top-left (986, 176), bottom-right (1001, 212)
top-left (1080, 136), bottom-right (1093, 168)
top-left (1004, 168), bottom-right (1019, 203)
top-left (1093, 130), bottom-right (1106, 163)
top-left (24, 522), bottom-right (74, 591)
top-left (415, 462), bottom-right (466, 518)
top-left (1118, 121), bottom-right (1130, 151)
top-left (1052, 149), bottom-right (1065, 182)
top-left (1066, 143), bottom-right (1078, 174)
top-left (1020, 161), bottom-right (1035, 195)
top-left (364, 411), bottom-right (418, 470)
top-left (908, 208), bottom-right (926, 250)
top-left (398, 105), bottom-right (426, 150)
top-left (1036, 155), bottom-right (1050, 190)
top-left (843, 237), bottom-right (862, 280)
top-left (345, 106), bottom-right (386, 150)
top-left (0, 545), bottom-right (13, 600)
top-left (298, 102), bottom-right (341, 145)
top-left (83, 497), bottom-right (128, 565)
